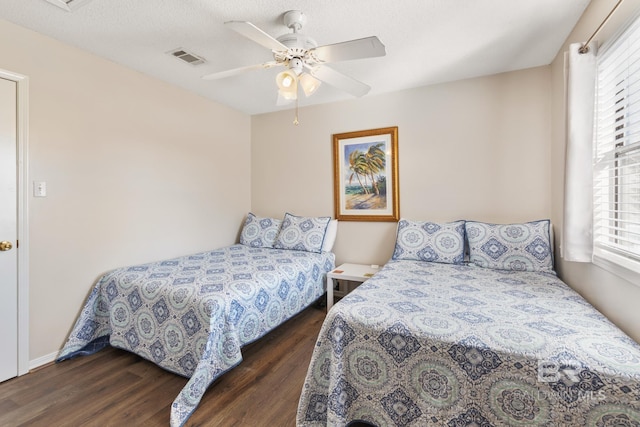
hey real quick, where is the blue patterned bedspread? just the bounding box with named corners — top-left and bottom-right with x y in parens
top-left (297, 260), bottom-right (640, 426)
top-left (57, 244), bottom-right (334, 426)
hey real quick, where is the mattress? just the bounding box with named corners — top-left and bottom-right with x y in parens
top-left (57, 244), bottom-right (335, 426)
top-left (297, 259), bottom-right (640, 426)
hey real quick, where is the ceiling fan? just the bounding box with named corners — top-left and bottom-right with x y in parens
top-left (202, 10), bottom-right (386, 104)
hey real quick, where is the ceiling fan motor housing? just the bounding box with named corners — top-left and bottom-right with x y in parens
top-left (275, 26), bottom-right (317, 71)
top-left (276, 32), bottom-right (317, 50)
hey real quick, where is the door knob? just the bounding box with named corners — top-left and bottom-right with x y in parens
top-left (0, 241), bottom-right (12, 251)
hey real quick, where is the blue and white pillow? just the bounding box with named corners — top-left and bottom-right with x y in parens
top-left (239, 213), bottom-right (281, 248)
top-left (465, 220), bottom-right (554, 273)
top-left (273, 213), bottom-right (331, 253)
top-left (392, 219), bottom-right (466, 264)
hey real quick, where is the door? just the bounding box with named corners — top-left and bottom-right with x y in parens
top-left (0, 76), bottom-right (18, 382)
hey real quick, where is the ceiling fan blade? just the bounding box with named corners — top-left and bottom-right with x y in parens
top-left (310, 36), bottom-right (386, 63)
top-left (202, 61), bottom-right (282, 80)
top-left (309, 65), bottom-right (371, 97)
top-left (225, 21), bottom-right (288, 52)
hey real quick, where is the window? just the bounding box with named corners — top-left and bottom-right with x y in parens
top-left (593, 13), bottom-right (640, 277)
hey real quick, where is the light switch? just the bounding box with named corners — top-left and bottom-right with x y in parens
top-left (34, 181), bottom-right (47, 197)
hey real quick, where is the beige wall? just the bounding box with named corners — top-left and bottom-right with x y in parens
top-left (550, 0), bottom-right (640, 343)
top-left (252, 66), bottom-right (552, 266)
top-left (0, 19), bottom-right (251, 362)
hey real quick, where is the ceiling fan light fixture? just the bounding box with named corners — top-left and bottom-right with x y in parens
top-left (277, 89), bottom-right (296, 105)
top-left (282, 74), bottom-right (295, 88)
top-left (276, 69), bottom-right (298, 91)
top-left (299, 73), bottom-right (321, 97)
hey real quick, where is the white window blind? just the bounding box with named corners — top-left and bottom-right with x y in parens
top-left (593, 12), bottom-right (640, 276)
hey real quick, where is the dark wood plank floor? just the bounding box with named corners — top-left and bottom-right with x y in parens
top-left (0, 304), bottom-right (327, 427)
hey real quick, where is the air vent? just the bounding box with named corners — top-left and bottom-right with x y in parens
top-left (44, 0), bottom-right (94, 12)
top-left (168, 48), bottom-right (206, 66)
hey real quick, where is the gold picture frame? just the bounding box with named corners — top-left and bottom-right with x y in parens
top-left (333, 126), bottom-right (399, 222)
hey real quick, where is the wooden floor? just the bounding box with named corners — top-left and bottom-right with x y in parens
top-left (0, 304), bottom-right (327, 427)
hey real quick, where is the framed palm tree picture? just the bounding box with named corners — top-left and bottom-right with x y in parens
top-left (333, 126), bottom-right (399, 222)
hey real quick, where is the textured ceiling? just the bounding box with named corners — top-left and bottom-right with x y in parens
top-left (0, 0), bottom-right (591, 115)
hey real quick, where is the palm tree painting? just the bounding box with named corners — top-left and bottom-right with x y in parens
top-left (333, 127), bottom-right (399, 222)
top-left (345, 142), bottom-right (387, 209)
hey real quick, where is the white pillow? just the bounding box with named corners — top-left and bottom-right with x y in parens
top-left (321, 220), bottom-right (338, 252)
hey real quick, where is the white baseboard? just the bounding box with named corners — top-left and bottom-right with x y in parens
top-left (29, 351), bottom-right (59, 371)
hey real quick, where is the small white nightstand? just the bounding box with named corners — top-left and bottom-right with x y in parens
top-left (326, 263), bottom-right (380, 311)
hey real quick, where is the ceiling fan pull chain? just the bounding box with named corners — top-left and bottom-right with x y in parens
top-left (293, 88), bottom-right (300, 125)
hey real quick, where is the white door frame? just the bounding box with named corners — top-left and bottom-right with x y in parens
top-left (1, 68), bottom-right (30, 376)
